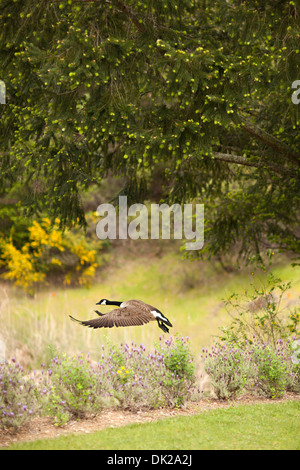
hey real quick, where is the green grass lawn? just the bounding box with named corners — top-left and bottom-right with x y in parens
top-left (5, 401), bottom-right (300, 450)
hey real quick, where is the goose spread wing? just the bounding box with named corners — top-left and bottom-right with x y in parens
top-left (69, 306), bottom-right (152, 329)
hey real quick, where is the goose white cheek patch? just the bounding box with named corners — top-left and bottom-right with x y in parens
top-left (151, 310), bottom-right (168, 322)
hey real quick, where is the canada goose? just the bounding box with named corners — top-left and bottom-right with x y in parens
top-left (69, 299), bottom-right (173, 333)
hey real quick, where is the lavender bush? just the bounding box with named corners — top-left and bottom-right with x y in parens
top-left (1, 334), bottom-right (298, 432)
top-left (0, 359), bottom-right (41, 432)
top-left (247, 338), bottom-right (297, 398)
top-left (91, 341), bottom-right (165, 411)
top-left (204, 272), bottom-right (300, 400)
top-left (157, 336), bottom-right (195, 406)
top-left (203, 337), bottom-right (298, 400)
top-left (96, 335), bottom-right (195, 410)
top-left (203, 343), bottom-right (252, 400)
top-left (40, 335), bottom-right (195, 426)
top-left (41, 354), bottom-right (107, 426)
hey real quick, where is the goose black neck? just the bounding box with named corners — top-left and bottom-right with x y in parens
top-left (107, 300), bottom-right (122, 306)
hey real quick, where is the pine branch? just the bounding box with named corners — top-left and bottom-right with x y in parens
top-left (50, 0), bottom-right (145, 32)
top-left (212, 152), bottom-right (296, 177)
top-left (241, 119), bottom-right (300, 165)
top-left (114, 0), bottom-right (145, 33)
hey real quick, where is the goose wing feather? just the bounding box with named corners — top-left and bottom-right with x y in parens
top-left (69, 306), bottom-right (152, 329)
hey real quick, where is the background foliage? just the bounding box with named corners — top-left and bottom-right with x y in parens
top-left (0, 0), bottom-right (299, 262)
top-left (0, 215), bottom-right (100, 292)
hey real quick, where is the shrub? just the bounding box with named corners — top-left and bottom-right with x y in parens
top-left (203, 343), bottom-right (252, 400)
top-left (248, 339), bottom-right (293, 399)
top-left (96, 336), bottom-right (195, 410)
top-left (0, 359), bottom-right (41, 432)
top-left (289, 340), bottom-right (300, 393)
top-left (0, 336), bottom-right (298, 431)
top-left (104, 342), bottom-right (165, 410)
top-left (0, 241), bottom-right (46, 292)
top-left (157, 336), bottom-right (195, 406)
top-left (0, 217), bottom-right (100, 293)
top-left (37, 337), bottom-right (196, 426)
top-left (213, 272), bottom-right (300, 400)
top-left (290, 340), bottom-right (300, 366)
top-left (220, 273), bottom-right (299, 347)
top-left (203, 338), bottom-right (298, 401)
top-left (42, 354), bottom-right (105, 426)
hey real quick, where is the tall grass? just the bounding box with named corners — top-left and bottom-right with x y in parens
top-left (1, 253), bottom-right (299, 369)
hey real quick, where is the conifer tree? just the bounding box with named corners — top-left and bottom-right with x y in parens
top-left (0, 0), bottom-right (299, 259)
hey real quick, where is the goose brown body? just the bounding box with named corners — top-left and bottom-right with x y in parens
top-left (69, 299), bottom-right (172, 333)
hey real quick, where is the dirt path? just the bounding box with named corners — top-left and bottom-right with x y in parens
top-left (1, 393), bottom-right (299, 448)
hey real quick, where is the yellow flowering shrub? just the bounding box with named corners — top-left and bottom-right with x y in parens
top-left (59, 230), bottom-right (99, 286)
top-left (28, 218), bottom-right (64, 254)
top-left (0, 217), bottom-right (100, 293)
top-left (0, 241), bottom-right (46, 291)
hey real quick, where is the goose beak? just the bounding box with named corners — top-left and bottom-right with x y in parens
top-left (96, 301), bottom-right (101, 305)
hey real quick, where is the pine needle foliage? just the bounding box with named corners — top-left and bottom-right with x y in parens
top-left (0, 0), bottom-right (299, 258)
